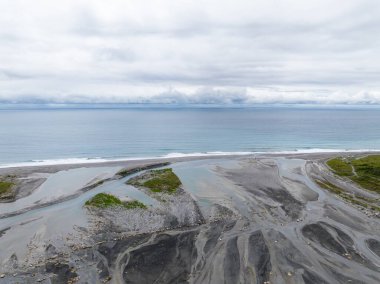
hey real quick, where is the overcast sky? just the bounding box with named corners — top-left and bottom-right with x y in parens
top-left (1, 0), bottom-right (380, 105)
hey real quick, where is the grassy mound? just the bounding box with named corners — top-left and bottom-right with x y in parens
top-left (128, 168), bottom-right (181, 193)
top-left (326, 155), bottom-right (380, 193)
top-left (85, 193), bottom-right (123, 208)
top-left (85, 193), bottom-right (146, 209)
top-left (326, 158), bottom-right (353, 176)
top-left (0, 181), bottom-right (13, 193)
top-left (143, 169), bottom-right (181, 193)
top-left (124, 200), bottom-right (147, 209)
top-left (0, 180), bottom-right (14, 197)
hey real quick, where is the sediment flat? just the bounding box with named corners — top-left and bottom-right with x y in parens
top-left (0, 152), bottom-right (379, 283)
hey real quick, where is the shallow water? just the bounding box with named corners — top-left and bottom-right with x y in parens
top-left (0, 166), bottom-right (159, 262)
top-left (0, 159), bottom-right (239, 262)
top-left (172, 159), bottom-right (252, 217)
top-left (3, 167), bottom-right (121, 214)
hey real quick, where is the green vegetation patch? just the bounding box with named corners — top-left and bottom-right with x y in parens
top-left (351, 155), bottom-right (380, 177)
top-left (351, 176), bottom-right (380, 194)
top-left (128, 168), bottom-right (182, 193)
top-left (326, 158), bottom-right (353, 176)
top-left (315, 179), bottom-right (344, 195)
top-left (85, 193), bottom-right (146, 209)
top-left (142, 169), bottom-right (181, 193)
top-left (124, 200), bottom-right (147, 209)
top-left (85, 193), bottom-right (124, 208)
top-left (0, 180), bottom-right (15, 200)
top-left (326, 155), bottom-right (380, 193)
top-left (350, 155), bottom-right (380, 193)
top-left (0, 180), bottom-right (14, 196)
top-left (315, 179), bottom-right (380, 212)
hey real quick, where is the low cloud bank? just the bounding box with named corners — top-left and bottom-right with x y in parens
top-left (1, 87), bottom-right (380, 105)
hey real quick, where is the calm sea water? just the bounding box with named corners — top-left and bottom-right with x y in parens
top-left (1, 107), bottom-right (380, 166)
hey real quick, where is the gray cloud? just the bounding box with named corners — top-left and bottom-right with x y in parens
top-left (0, 0), bottom-right (380, 105)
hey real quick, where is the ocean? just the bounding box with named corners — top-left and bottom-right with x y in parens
top-left (1, 106), bottom-right (380, 167)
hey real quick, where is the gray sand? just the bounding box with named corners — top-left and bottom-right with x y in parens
top-left (0, 153), bottom-right (379, 283)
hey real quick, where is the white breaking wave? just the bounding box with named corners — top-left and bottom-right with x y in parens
top-left (1, 149), bottom-right (380, 169)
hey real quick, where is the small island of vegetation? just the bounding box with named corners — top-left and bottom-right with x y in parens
top-left (127, 168), bottom-right (181, 193)
top-left (85, 193), bottom-right (147, 209)
top-left (0, 179), bottom-right (15, 200)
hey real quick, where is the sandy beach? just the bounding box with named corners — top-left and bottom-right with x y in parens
top-left (0, 152), bottom-right (379, 283)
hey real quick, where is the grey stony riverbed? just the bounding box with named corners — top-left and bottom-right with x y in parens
top-left (0, 153), bottom-right (379, 283)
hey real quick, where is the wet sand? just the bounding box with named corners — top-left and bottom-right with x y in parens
top-left (0, 152), bottom-right (379, 283)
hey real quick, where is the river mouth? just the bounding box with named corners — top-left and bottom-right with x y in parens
top-left (0, 154), bottom-right (379, 283)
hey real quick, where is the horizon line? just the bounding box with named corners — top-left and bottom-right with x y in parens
top-left (1, 102), bottom-right (380, 110)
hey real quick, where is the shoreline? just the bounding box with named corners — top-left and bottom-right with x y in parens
top-left (1, 149), bottom-right (380, 175)
top-left (1, 149), bottom-right (380, 170)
